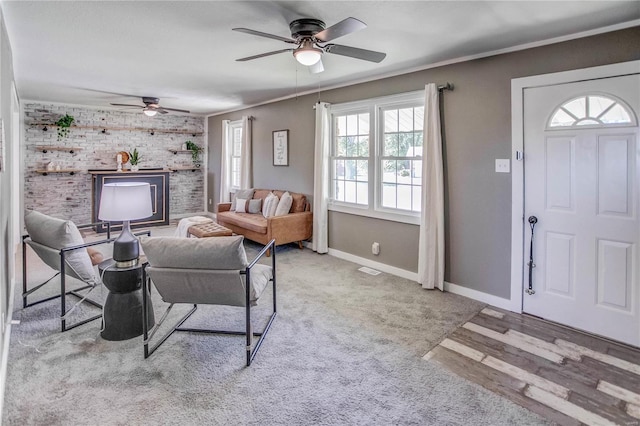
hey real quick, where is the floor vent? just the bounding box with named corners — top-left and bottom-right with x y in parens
top-left (358, 266), bottom-right (381, 276)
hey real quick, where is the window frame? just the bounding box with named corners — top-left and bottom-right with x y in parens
top-left (228, 119), bottom-right (243, 190)
top-left (329, 90), bottom-right (424, 225)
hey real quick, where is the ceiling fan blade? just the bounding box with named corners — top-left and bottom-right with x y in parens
top-left (309, 59), bottom-right (324, 74)
top-left (156, 109), bottom-right (169, 114)
top-left (233, 28), bottom-right (296, 44)
top-left (324, 44), bottom-right (386, 63)
top-left (160, 107), bottom-right (191, 114)
top-left (315, 17), bottom-right (367, 42)
top-left (110, 103), bottom-right (143, 108)
top-left (236, 49), bottom-right (293, 62)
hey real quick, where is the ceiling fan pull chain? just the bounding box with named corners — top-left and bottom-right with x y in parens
top-left (526, 216), bottom-right (538, 295)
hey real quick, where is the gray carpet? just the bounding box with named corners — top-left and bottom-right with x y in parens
top-left (3, 228), bottom-right (548, 425)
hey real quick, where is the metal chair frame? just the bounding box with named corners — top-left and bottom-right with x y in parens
top-left (142, 239), bottom-right (277, 366)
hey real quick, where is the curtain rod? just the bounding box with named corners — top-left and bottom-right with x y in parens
top-left (438, 83), bottom-right (454, 92)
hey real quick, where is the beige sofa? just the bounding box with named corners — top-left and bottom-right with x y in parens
top-left (216, 189), bottom-right (312, 255)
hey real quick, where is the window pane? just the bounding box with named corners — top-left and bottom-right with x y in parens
top-left (563, 98), bottom-right (586, 119)
top-left (382, 183), bottom-right (396, 208)
top-left (384, 110), bottom-right (398, 133)
top-left (344, 181), bottom-right (357, 203)
top-left (345, 160), bottom-right (357, 180)
top-left (384, 134), bottom-right (398, 156)
top-left (336, 116), bottom-right (347, 136)
top-left (356, 160), bottom-right (368, 181)
top-left (549, 109), bottom-right (575, 127)
top-left (414, 106), bottom-right (424, 131)
top-left (334, 180), bottom-right (345, 202)
top-left (398, 108), bottom-right (413, 132)
top-left (577, 119), bottom-right (599, 126)
top-left (414, 132), bottom-right (423, 150)
top-left (382, 160), bottom-right (397, 183)
top-left (336, 137), bottom-right (347, 157)
top-left (601, 104), bottom-right (632, 124)
top-left (358, 136), bottom-right (369, 157)
top-left (335, 159), bottom-right (345, 179)
top-left (346, 136), bottom-right (357, 157)
top-left (232, 157), bottom-right (241, 172)
top-left (397, 184), bottom-right (412, 210)
top-left (398, 160), bottom-right (410, 182)
top-left (398, 133), bottom-right (413, 156)
top-left (358, 114), bottom-right (369, 135)
top-left (347, 114), bottom-right (358, 135)
top-left (412, 160), bottom-right (422, 185)
top-left (589, 96), bottom-right (614, 117)
top-left (412, 185), bottom-right (422, 212)
top-left (357, 182), bottom-right (368, 205)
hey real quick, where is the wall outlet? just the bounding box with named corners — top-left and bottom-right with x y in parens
top-left (495, 159), bottom-right (510, 173)
top-left (372, 242), bottom-right (380, 255)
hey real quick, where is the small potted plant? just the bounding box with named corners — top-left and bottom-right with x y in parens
top-left (128, 148), bottom-right (141, 171)
top-left (185, 140), bottom-right (202, 167)
top-left (55, 114), bottom-right (75, 141)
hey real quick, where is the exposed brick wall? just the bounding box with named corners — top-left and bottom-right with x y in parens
top-left (24, 103), bottom-right (206, 223)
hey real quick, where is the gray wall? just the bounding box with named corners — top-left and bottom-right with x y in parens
top-left (0, 4), bottom-right (18, 408)
top-left (208, 27), bottom-right (640, 299)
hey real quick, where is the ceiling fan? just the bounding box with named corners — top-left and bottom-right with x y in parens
top-left (233, 17), bottom-right (386, 73)
top-left (110, 97), bottom-right (190, 116)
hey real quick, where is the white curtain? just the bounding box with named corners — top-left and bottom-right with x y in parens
top-left (312, 101), bottom-right (331, 254)
top-left (219, 120), bottom-right (231, 203)
top-left (240, 116), bottom-right (252, 189)
top-left (418, 83), bottom-right (445, 290)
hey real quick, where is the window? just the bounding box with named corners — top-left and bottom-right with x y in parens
top-left (229, 120), bottom-right (243, 189)
top-left (548, 94), bottom-right (636, 129)
top-left (330, 91), bottom-right (424, 223)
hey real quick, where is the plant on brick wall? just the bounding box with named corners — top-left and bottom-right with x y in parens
top-left (54, 114), bottom-right (75, 141)
top-left (185, 140), bottom-right (201, 164)
top-left (128, 148), bottom-right (141, 165)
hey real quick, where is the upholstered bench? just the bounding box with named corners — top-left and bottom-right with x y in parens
top-left (187, 222), bottom-right (233, 238)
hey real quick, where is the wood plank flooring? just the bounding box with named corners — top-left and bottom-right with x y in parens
top-left (424, 307), bottom-right (640, 426)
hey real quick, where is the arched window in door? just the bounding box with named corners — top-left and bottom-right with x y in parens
top-left (547, 93), bottom-right (636, 129)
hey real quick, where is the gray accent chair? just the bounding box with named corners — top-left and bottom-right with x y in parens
top-left (140, 235), bottom-right (276, 366)
top-left (22, 210), bottom-right (113, 332)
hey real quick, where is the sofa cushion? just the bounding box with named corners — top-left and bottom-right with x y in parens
top-left (140, 235), bottom-right (248, 270)
top-left (231, 188), bottom-right (254, 210)
top-left (262, 192), bottom-right (279, 218)
top-left (218, 211), bottom-right (268, 234)
top-left (253, 189), bottom-right (272, 201)
top-left (235, 198), bottom-right (248, 213)
top-left (275, 191), bottom-right (293, 216)
top-left (248, 198), bottom-right (262, 214)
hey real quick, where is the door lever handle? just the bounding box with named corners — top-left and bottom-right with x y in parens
top-left (526, 216), bottom-right (538, 295)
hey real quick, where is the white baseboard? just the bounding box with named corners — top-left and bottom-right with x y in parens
top-left (444, 281), bottom-right (517, 311)
top-left (326, 248), bottom-right (517, 312)
top-left (327, 248), bottom-right (419, 281)
top-left (0, 276), bottom-right (16, 416)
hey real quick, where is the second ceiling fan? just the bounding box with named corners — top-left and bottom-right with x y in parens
top-left (233, 17), bottom-right (386, 73)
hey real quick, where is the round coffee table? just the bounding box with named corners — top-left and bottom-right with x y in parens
top-left (98, 258), bottom-right (155, 341)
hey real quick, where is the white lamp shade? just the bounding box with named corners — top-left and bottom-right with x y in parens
top-left (294, 49), bottom-right (322, 66)
top-left (143, 108), bottom-right (157, 117)
top-left (98, 182), bottom-right (153, 221)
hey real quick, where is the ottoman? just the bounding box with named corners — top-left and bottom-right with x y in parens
top-left (187, 222), bottom-right (233, 238)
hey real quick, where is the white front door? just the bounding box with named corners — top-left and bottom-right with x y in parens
top-left (523, 73), bottom-right (640, 346)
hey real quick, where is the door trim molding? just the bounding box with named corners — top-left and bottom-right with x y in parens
top-left (510, 60), bottom-right (640, 313)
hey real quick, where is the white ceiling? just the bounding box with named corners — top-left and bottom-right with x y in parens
top-left (2, 1), bottom-right (639, 116)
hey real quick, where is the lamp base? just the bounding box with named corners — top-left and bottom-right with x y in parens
top-left (113, 220), bottom-right (140, 268)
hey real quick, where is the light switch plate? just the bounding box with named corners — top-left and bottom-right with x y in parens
top-left (495, 159), bottom-right (510, 173)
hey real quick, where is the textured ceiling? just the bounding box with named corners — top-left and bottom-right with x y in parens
top-left (2, 1), bottom-right (639, 115)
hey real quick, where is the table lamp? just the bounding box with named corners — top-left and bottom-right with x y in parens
top-left (98, 182), bottom-right (153, 268)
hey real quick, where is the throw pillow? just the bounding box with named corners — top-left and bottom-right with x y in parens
top-left (230, 188), bottom-right (255, 210)
top-left (248, 198), bottom-right (262, 214)
top-left (275, 191), bottom-right (293, 216)
top-left (262, 192), bottom-right (279, 218)
top-left (235, 198), bottom-right (247, 213)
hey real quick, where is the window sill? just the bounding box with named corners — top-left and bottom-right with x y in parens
top-left (328, 203), bottom-right (420, 225)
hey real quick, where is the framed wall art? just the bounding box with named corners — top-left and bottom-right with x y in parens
top-left (272, 129), bottom-right (289, 166)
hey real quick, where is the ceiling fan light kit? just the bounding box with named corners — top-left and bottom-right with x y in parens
top-left (143, 107), bottom-right (157, 117)
top-left (111, 96), bottom-right (190, 116)
top-left (233, 17), bottom-right (386, 72)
